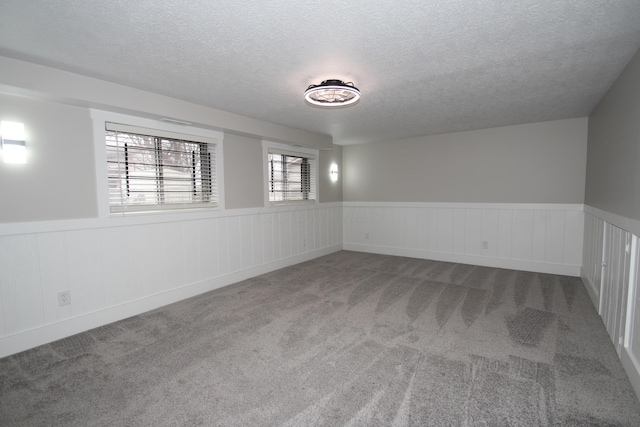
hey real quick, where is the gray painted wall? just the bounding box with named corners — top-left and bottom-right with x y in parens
top-left (585, 48), bottom-right (640, 221)
top-left (0, 61), bottom-right (343, 223)
top-left (0, 93), bottom-right (98, 223)
top-left (223, 134), bottom-right (264, 210)
top-left (319, 144), bottom-right (343, 203)
top-left (223, 134), bottom-right (343, 209)
top-left (0, 56), bottom-right (332, 150)
top-left (343, 118), bottom-right (587, 204)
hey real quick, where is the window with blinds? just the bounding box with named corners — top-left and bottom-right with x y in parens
top-left (105, 123), bottom-right (217, 213)
top-left (267, 150), bottom-right (317, 203)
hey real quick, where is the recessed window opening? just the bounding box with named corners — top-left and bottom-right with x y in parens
top-left (264, 141), bottom-right (317, 205)
top-left (106, 123), bottom-right (218, 213)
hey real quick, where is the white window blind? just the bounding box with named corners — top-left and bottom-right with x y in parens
top-left (105, 122), bottom-right (218, 213)
top-left (267, 148), bottom-right (317, 203)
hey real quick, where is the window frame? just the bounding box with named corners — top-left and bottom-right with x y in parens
top-left (262, 140), bottom-right (318, 207)
top-left (92, 110), bottom-right (225, 217)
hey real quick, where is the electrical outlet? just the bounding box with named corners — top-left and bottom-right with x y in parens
top-left (58, 290), bottom-right (71, 306)
top-left (482, 241), bottom-right (489, 250)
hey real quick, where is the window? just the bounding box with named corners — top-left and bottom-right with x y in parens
top-left (264, 142), bottom-right (317, 204)
top-left (105, 122), bottom-right (218, 213)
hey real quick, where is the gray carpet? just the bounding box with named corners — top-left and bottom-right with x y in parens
top-left (1, 251), bottom-right (640, 426)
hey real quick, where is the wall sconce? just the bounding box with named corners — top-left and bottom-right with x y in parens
top-left (329, 163), bottom-right (339, 182)
top-left (1, 121), bottom-right (26, 164)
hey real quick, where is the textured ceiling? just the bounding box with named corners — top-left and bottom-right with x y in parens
top-left (0, 0), bottom-right (639, 145)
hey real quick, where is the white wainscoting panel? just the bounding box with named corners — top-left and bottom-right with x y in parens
top-left (38, 232), bottom-right (72, 324)
top-left (624, 236), bottom-right (640, 392)
top-left (583, 206), bottom-right (640, 401)
top-left (581, 211), bottom-right (605, 306)
top-left (0, 203), bottom-right (342, 358)
top-left (601, 223), bottom-right (632, 354)
top-left (0, 234), bottom-right (43, 336)
top-left (343, 203), bottom-right (584, 276)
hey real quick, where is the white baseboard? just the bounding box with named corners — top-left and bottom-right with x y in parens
top-left (0, 245), bottom-right (342, 359)
top-left (621, 347), bottom-right (640, 401)
top-left (344, 243), bottom-right (581, 276)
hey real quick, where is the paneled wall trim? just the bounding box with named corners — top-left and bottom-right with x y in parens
top-left (581, 206), bottom-right (640, 401)
top-left (584, 205), bottom-right (640, 241)
top-left (344, 202), bottom-right (584, 276)
top-left (0, 203), bottom-right (343, 358)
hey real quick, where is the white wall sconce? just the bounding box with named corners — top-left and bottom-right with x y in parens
top-left (1, 121), bottom-right (27, 164)
top-left (329, 163), bottom-right (339, 182)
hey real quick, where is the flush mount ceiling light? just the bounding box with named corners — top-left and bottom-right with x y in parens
top-left (304, 79), bottom-right (361, 107)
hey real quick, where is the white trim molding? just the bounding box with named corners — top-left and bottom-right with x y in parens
top-left (91, 109), bottom-right (226, 217)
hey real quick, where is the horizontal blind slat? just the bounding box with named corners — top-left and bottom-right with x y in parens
top-left (267, 151), bottom-right (316, 203)
top-left (107, 129), bottom-right (217, 213)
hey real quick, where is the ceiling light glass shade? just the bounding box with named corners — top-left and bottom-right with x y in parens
top-left (304, 80), bottom-right (361, 107)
